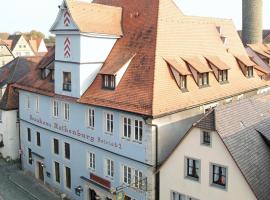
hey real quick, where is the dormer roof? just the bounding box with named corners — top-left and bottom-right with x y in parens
top-left (205, 55), bottom-right (231, 70)
top-left (62, 0), bottom-right (123, 36)
top-left (164, 58), bottom-right (191, 75)
top-left (182, 57), bottom-right (212, 73)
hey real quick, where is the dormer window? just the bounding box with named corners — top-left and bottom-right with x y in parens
top-left (63, 72), bottom-right (71, 91)
top-left (179, 75), bottom-right (187, 90)
top-left (246, 66), bottom-right (254, 78)
top-left (198, 73), bottom-right (209, 86)
top-left (41, 69), bottom-right (46, 79)
top-left (218, 70), bottom-right (228, 82)
top-left (102, 75), bottom-right (115, 90)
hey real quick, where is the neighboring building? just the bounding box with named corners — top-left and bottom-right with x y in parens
top-left (159, 94), bottom-right (270, 200)
top-left (13, 0), bottom-right (268, 200)
top-left (0, 56), bottom-right (42, 160)
top-left (263, 30), bottom-right (270, 43)
top-left (0, 39), bottom-right (14, 67)
top-left (245, 44), bottom-right (270, 80)
top-left (3, 34), bottom-right (35, 57)
top-left (28, 37), bottom-right (48, 55)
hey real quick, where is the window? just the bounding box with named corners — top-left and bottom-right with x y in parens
top-left (218, 70), bottom-right (228, 82)
top-left (179, 75), bottom-right (187, 90)
top-left (27, 128), bottom-right (31, 142)
top-left (25, 95), bottom-right (30, 109)
top-left (123, 165), bottom-right (132, 184)
top-left (247, 66), bottom-right (254, 78)
top-left (54, 161), bottom-right (60, 183)
top-left (186, 158), bottom-right (200, 181)
top-left (211, 164), bottom-right (227, 188)
top-left (123, 117), bottom-right (131, 139)
top-left (35, 96), bottom-right (39, 112)
top-left (134, 170), bottom-right (143, 190)
top-left (63, 72), bottom-right (71, 91)
top-left (53, 139), bottom-right (59, 155)
top-left (0, 110), bottom-right (2, 123)
top-left (0, 134), bottom-right (3, 147)
top-left (198, 73), bottom-right (209, 86)
top-left (102, 75), bottom-right (115, 89)
top-left (89, 152), bottom-right (96, 170)
top-left (64, 142), bottom-right (70, 160)
top-left (134, 120), bottom-right (143, 143)
top-left (53, 100), bottom-right (59, 117)
top-left (201, 131), bottom-right (211, 146)
top-left (106, 159), bottom-right (114, 178)
top-left (63, 103), bottom-right (70, 121)
top-left (171, 191), bottom-right (186, 200)
top-left (87, 108), bottom-right (95, 128)
top-left (28, 148), bottom-right (32, 165)
top-left (65, 166), bottom-right (71, 189)
top-left (36, 132), bottom-right (41, 147)
top-left (106, 113), bottom-right (113, 133)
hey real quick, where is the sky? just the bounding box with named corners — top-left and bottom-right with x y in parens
top-left (0, 0), bottom-right (269, 37)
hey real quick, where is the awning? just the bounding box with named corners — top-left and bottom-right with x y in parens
top-left (181, 56), bottom-right (212, 73)
top-left (204, 56), bottom-right (230, 70)
top-left (164, 57), bottom-right (191, 75)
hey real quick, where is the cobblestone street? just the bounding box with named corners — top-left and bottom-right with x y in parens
top-left (0, 159), bottom-right (61, 200)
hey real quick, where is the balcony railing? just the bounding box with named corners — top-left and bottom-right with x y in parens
top-left (63, 83), bottom-right (71, 92)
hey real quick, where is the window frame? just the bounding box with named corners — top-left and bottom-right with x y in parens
top-left (88, 152), bottom-right (96, 171)
top-left (35, 96), bottom-right (39, 113)
top-left (123, 117), bottom-right (132, 140)
top-left (64, 166), bottom-right (71, 190)
top-left (27, 128), bottom-right (31, 142)
top-left (184, 157), bottom-right (201, 182)
top-left (123, 165), bottom-right (132, 185)
top-left (246, 66), bottom-right (254, 78)
top-left (36, 131), bottom-right (41, 147)
top-left (102, 75), bottom-right (116, 90)
top-left (54, 161), bottom-right (61, 184)
top-left (64, 142), bottom-right (70, 160)
top-left (179, 74), bottom-right (187, 90)
top-left (87, 108), bottom-right (95, 129)
top-left (52, 100), bottom-right (59, 118)
top-left (63, 102), bottom-right (70, 121)
top-left (200, 130), bottom-right (212, 147)
top-left (134, 119), bottom-right (143, 143)
top-left (105, 159), bottom-right (114, 179)
top-left (210, 163), bottom-right (228, 190)
top-left (198, 72), bottom-right (209, 87)
top-left (218, 70), bottom-right (228, 83)
top-left (53, 138), bottom-right (59, 155)
top-left (105, 112), bottom-right (114, 134)
top-left (134, 169), bottom-right (143, 190)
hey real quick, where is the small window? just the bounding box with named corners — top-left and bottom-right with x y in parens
top-left (53, 100), bottom-right (59, 117)
top-left (134, 120), bottom-right (143, 143)
top-left (36, 132), bottom-right (41, 146)
top-left (102, 75), bottom-right (115, 89)
top-left (171, 191), bottom-right (186, 200)
top-left (198, 73), bottom-right (209, 86)
top-left (65, 166), bottom-right (71, 189)
top-left (53, 138), bottom-right (59, 155)
top-left (185, 157), bottom-right (200, 181)
top-left (54, 161), bottom-right (60, 183)
top-left (218, 70), bottom-right (228, 82)
top-left (63, 72), bottom-right (71, 91)
top-left (25, 95), bottom-right (30, 109)
top-left (134, 170), bottom-right (143, 190)
top-left (201, 131), bottom-right (211, 146)
top-left (179, 75), bottom-right (187, 90)
top-left (0, 134), bottom-right (3, 147)
top-left (35, 96), bottom-right (39, 113)
top-left (123, 165), bottom-right (132, 184)
top-left (123, 117), bottom-right (131, 139)
top-left (106, 113), bottom-right (113, 133)
top-left (89, 152), bottom-right (96, 170)
top-left (106, 159), bottom-right (114, 178)
top-left (247, 66), bottom-right (254, 78)
top-left (64, 142), bottom-right (70, 160)
top-left (211, 164), bottom-right (227, 189)
top-left (27, 128), bottom-right (31, 142)
top-left (0, 110), bottom-right (2, 123)
top-left (87, 108), bottom-right (95, 128)
top-left (63, 103), bottom-right (70, 121)
top-left (28, 148), bottom-right (32, 165)
top-left (41, 69), bottom-right (46, 79)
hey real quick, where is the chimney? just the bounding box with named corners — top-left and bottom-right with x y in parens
top-left (242, 0), bottom-right (263, 45)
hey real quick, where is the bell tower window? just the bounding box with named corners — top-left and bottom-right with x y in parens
top-left (63, 72), bottom-right (71, 91)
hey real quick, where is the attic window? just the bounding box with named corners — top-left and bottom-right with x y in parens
top-left (218, 70), bottom-right (228, 82)
top-left (246, 66), bottom-right (254, 78)
top-left (179, 75), bottom-right (187, 90)
top-left (102, 75), bottom-right (115, 90)
top-left (198, 73), bottom-right (209, 87)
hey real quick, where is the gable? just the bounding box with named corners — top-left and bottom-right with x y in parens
top-left (50, 1), bottom-right (79, 32)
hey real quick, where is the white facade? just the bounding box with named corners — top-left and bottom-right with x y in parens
top-left (0, 110), bottom-right (19, 160)
top-left (12, 36), bottom-right (35, 57)
top-left (159, 127), bottom-right (257, 200)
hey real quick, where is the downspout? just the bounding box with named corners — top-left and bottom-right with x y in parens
top-left (14, 87), bottom-right (22, 170)
top-left (143, 117), bottom-right (159, 200)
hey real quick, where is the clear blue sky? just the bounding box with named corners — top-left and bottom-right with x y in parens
top-left (0, 0), bottom-right (269, 36)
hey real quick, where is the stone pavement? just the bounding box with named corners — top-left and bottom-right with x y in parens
top-left (0, 159), bottom-right (61, 200)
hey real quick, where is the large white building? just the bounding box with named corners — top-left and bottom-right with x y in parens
top-left (159, 94), bottom-right (270, 200)
top-left (13, 0), bottom-right (270, 199)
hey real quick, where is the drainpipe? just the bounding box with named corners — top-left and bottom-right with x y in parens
top-left (143, 117), bottom-right (159, 200)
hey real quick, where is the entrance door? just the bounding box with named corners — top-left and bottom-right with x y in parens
top-left (37, 161), bottom-right (44, 181)
top-left (89, 188), bottom-right (97, 200)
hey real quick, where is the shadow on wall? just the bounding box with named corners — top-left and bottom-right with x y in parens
top-left (158, 114), bottom-right (203, 164)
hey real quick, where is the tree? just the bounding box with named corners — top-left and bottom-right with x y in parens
top-left (23, 30), bottom-right (45, 40)
top-left (44, 36), bottom-right (55, 44)
top-left (0, 32), bottom-right (9, 40)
